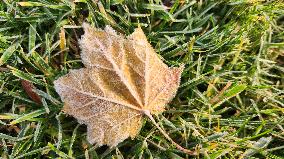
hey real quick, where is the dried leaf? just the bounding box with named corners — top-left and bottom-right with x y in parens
top-left (21, 80), bottom-right (42, 105)
top-left (54, 23), bottom-right (184, 147)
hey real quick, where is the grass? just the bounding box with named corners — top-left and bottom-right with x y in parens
top-left (0, 0), bottom-right (283, 158)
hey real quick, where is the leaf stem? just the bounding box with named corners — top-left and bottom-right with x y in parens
top-left (143, 110), bottom-right (196, 155)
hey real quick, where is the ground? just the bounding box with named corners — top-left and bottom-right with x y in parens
top-left (0, 0), bottom-right (284, 158)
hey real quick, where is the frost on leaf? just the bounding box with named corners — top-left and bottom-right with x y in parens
top-left (53, 23), bottom-right (184, 147)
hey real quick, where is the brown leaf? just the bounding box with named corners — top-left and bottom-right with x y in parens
top-left (21, 80), bottom-right (42, 105)
top-left (54, 23), bottom-right (183, 147)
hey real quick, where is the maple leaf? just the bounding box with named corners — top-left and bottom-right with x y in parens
top-left (54, 23), bottom-right (185, 148)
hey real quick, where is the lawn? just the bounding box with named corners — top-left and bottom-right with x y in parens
top-left (0, 0), bottom-right (284, 158)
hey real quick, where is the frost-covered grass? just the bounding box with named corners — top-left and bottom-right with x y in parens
top-left (0, 0), bottom-right (284, 158)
